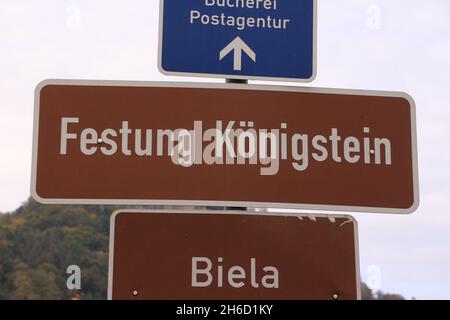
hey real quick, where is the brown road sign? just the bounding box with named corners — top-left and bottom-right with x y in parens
top-left (32, 80), bottom-right (419, 214)
top-left (108, 210), bottom-right (361, 300)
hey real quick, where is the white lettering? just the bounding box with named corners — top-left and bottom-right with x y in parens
top-left (60, 117), bottom-right (79, 155)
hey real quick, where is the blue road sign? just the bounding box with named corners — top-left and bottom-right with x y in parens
top-left (158, 0), bottom-right (317, 82)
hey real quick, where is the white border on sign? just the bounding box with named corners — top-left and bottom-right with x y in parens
top-left (157, 0), bottom-right (318, 83)
top-left (31, 79), bottom-right (420, 215)
top-left (107, 209), bottom-right (362, 301)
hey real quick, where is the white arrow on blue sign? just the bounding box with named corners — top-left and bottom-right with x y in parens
top-left (158, 0), bottom-right (317, 82)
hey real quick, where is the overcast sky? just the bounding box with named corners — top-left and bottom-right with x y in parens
top-left (1, 0), bottom-right (450, 299)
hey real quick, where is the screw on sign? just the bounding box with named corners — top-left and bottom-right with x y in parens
top-left (108, 210), bottom-right (361, 300)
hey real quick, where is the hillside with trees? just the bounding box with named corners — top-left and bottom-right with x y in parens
top-left (0, 199), bottom-right (404, 300)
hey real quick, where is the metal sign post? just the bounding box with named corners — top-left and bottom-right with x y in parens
top-left (108, 210), bottom-right (361, 300)
top-left (32, 80), bottom-right (418, 215)
top-left (158, 0), bottom-right (317, 82)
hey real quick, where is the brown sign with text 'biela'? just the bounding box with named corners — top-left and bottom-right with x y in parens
top-left (32, 80), bottom-right (418, 214)
top-left (108, 211), bottom-right (360, 300)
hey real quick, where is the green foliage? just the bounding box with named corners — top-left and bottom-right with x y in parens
top-left (0, 199), bottom-right (116, 300)
top-left (0, 199), bottom-right (406, 300)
